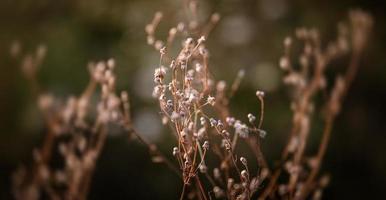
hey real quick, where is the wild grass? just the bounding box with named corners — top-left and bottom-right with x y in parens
top-left (12, 0), bottom-right (372, 199)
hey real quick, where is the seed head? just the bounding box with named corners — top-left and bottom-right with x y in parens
top-left (258, 129), bottom-right (267, 138)
top-left (217, 120), bottom-right (224, 129)
top-left (154, 67), bottom-right (166, 84)
top-left (279, 56), bottom-right (290, 70)
top-left (107, 58), bottom-right (115, 69)
top-left (284, 36), bottom-right (292, 47)
top-left (226, 117), bottom-right (235, 126)
top-left (207, 95), bottom-right (215, 106)
top-left (213, 168), bottom-right (221, 179)
top-left (154, 40), bottom-right (164, 50)
top-left (241, 170), bottom-right (249, 180)
top-left (213, 186), bottom-right (224, 198)
top-left (166, 99), bottom-right (173, 109)
top-left (199, 164), bottom-right (207, 173)
top-left (172, 147), bottom-right (179, 156)
top-left (227, 178), bottom-right (234, 190)
top-left (197, 127), bottom-right (206, 139)
top-left (237, 69), bottom-right (245, 78)
top-left (211, 13), bottom-right (221, 23)
top-left (200, 117), bottom-right (206, 125)
top-left (247, 113), bottom-right (256, 123)
top-left (256, 90), bottom-right (265, 98)
top-left (210, 118), bottom-right (217, 127)
top-left (234, 121), bottom-right (249, 138)
top-left (185, 37), bottom-right (194, 47)
top-left (198, 36), bottom-right (206, 43)
top-left (224, 141), bottom-right (231, 151)
top-left (221, 130), bottom-right (230, 138)
top-left (240, 157), bottom-right (247, 165)
top-left (160, 46), bottom-right (166, 55)
top-left (121, 91), bottom-right (128, 102)
top-left (202, 141), bottom-right (209, 150)
top-left (171, 111), bottom-right (180, 122)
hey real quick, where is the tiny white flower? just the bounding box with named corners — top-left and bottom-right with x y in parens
top-left (207, 95), bottom-right (215, 106)
top-left (256, 90), bottom-right (265, 98)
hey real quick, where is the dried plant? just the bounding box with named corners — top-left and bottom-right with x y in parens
top-left (12, 1), bottom-right (373, 200)
top-left (146, 2), bottom-right (373, 200)
top-left (13, 53), bottom-right (125, 199)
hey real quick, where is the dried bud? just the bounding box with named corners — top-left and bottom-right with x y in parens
top-left (147, 35), bottom-right (155, 45)
top-left (198, 36), bottom-right (206, 43)
top-left (154, 40), bottom-right (164, 50)
top-left (278, 184), bottom-right (288, 195)
top-left (284, 36), bottom-right (292, 47)
top-left (154, 67), bottom-right (166, 84)
top-left (213, 186), bottom-right (224, 198)
top-left (238, 69), bottom-right (245, 78)
top-left (177, 22), bottom-right (185, 32)
top-left (197, 117), bottom-right (205, 127)
top-left (154, 11), bottom-right (163, 21)
top-left (185, 37), bottom-right (194, 47)
top-left (198, 46), bottom-right (208, 56)
top-left (221, 130), bottom-right (230, 138)
top-left (38, 94), bottom-right (54, 111)
top-left (247, 113), bottom-right (256, 123)
top-left (319, 175), bottom-right (330, 188)
top-left (224, 141), bottom-right (231, 151)
top-left (241, 170), bottom-right (249, 180)
top-left (197, 127), bottom-right (206, 139)
top-left (213, 168), bottom-right (221, 179)
top-left (258, 129), bottom-right (267, 138)
top-left (207, 95), bottom-right (215, 106)
top-left (202, 141), bottom-right (209, 150)
top-left (211, 13), bottom-right (221, 23)
top-left (121, 91), bottom-right (129, 102)
top-left (240, 157), bottom-right (247, 165)
top-left (199, 164), bottom-right (207, 173)
top-left (217, 120), bottom-right (224, 130)
top-left (234, 121), bottom-right (249, 138)
top-left (210, 118), bottom-right (217, 127)
top-left (107, 58), bottom-right (115, 69)
top-left (226, 117), bottom-right (236, 126)
top-left (166, 99), bottom-right (173, 109)
top-left (227, 178), bottom-right (234, 190)
top-left (256, 90), bottom-right (265, 98)
top-left (279, 56), bottom-right (290, 70)
top-left (173, 147), bottom-right (179, 156)
top-left (260, 168), bottom-right (269, 180)
top-left (216, 81), bottom-right (226, 91)
top-left (299, 54), bottom-right (309, 67)
top-left (160, 46), bottom-right (166, 55)
top-left (36, 45), bottom-right (47, 61)
top-left (171, 111), bottom-right (180, 122)
top-left (169, 28), bottom-right (177, 36)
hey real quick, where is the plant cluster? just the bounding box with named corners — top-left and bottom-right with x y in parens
top-left (12, 1), bottom-right (373, 199)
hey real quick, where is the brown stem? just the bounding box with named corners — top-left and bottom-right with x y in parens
top-left (296, 51), bottom-right (362, 200)
top-left (180, 183), bottom-right (187, 200)
top-left (195, 176), bottom-right (208, 200)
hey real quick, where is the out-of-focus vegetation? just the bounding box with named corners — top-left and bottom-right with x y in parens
top-left (1, 0), bottom-right (386, 199)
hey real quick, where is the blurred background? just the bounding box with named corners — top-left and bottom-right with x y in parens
top-left (1, 0), bottom-right (385, 199)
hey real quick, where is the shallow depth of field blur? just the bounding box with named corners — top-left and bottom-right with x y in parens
top-left (1, 0), bottom-right (386, 199)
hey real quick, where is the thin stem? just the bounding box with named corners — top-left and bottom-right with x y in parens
top-left (257, 96), bottom-right (264, 130)
top-left (297, 50), bottom-right (362, 200)
top-left (195, 176), bottom-right (209, 200)
top-left (180, 183), bottom-right (187, 200)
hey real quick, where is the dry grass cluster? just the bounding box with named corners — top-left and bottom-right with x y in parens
top-left (12, 1), bottom-right (373, 200)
